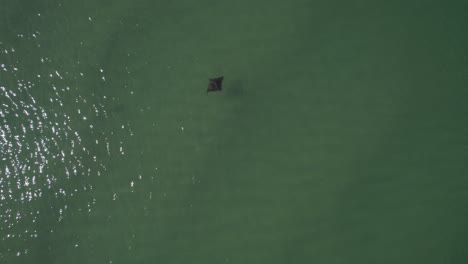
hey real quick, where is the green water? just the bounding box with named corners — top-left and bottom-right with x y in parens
top-left (1, 0), bottom-right (468, 263)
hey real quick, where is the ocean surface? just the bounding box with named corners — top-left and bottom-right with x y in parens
top-left (1, 1), bottom-right (468, 263)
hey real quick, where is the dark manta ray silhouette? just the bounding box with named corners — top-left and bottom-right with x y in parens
top-left (207, 76), bottom-right (224, 92)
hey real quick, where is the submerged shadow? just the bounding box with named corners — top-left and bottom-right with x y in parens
top-left (225, 79), bottom-right (246, 97)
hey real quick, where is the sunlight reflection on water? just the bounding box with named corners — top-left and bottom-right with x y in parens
top-left (0, 28), bottom-right (133, 259)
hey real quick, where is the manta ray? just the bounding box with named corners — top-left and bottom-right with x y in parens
top-left (207, 76), bottom-right (224, 92)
